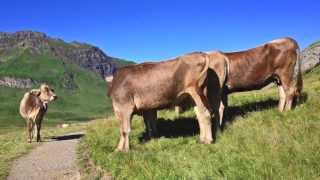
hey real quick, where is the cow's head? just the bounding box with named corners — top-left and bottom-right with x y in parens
top-left (38, 84), bottom-right (57, 103)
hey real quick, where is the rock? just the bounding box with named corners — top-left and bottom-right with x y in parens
top-left (61, 124), bottom-right (70, 128)
top-left (300, 42), bottom-right (320, 73)
top-left (0, 76), bottom-right (34, 88)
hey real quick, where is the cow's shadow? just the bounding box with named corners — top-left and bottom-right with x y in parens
top-left (140, 92), bottom-right (308, 141)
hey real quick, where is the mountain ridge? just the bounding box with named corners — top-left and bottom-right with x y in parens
top-left (0, 30), bottom-right (133, 78)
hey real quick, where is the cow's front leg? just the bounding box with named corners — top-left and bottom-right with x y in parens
top-left (114, 103), bottom-right (134, 152)
top-left (36, 121), bottom-right (42, 142)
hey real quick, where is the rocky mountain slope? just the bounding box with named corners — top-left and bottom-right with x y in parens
top-left (300, 41), bottom-right (320, 72)
top-left (0, 31), bottom-right (132, 79)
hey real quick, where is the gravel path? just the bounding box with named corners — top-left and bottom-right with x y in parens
top-left (7, 132), bottom-right (84, 180)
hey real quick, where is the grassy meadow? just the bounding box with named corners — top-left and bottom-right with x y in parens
top-left (80, 67), bottom-right (320, 179)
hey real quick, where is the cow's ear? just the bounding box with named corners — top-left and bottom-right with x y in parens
top-left (30, 89), bottom-right (41, 96)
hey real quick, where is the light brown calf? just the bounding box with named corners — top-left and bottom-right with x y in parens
top-left (19, 84), bottom-right (57, 143)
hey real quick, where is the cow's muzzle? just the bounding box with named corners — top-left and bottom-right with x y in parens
top-left (51, 95), bottom-right (58, 101)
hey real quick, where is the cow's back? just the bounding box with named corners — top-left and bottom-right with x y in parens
top-left (110, 53), bottom-right (209, 110)
top-left (19, 92), bottom-right (42, 120)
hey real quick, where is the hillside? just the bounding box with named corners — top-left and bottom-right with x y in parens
top-left (0, 31), bottom-right (134, 130)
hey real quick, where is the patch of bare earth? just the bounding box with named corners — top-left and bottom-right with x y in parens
top-left (7, 132), bottom-right (84, 180)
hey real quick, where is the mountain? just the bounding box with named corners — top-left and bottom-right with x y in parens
top-left (300, 41), bottom-right (320, 72)
top-left (0, 31), bottom-right (135, 126)
top-left (0, 31), bottom-right (133, 78)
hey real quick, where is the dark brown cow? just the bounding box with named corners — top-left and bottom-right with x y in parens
top-left (19, 84), bottom-right (57, 143)
top-left (108, 52), bottom-right (228, 151)
top-left (208, 37), bottom-right (302, 125)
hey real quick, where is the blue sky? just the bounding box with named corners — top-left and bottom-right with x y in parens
top-left (1, 0), bottom-right (319, 62)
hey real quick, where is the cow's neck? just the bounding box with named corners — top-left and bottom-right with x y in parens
top-left (42, 102), bottom-right (48, 111)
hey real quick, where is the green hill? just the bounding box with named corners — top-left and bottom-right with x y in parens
top-left (0, 49), bottom-right (113, 130)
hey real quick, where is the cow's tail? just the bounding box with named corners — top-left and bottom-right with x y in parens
top-left (197, 54), bottom-right (210, 87)
top-left (294, 48), bottom-right (303, 104)
top-left (105, 75), bottom-right (114, 97)
top-left (222, 54), bottom-right (229, 88)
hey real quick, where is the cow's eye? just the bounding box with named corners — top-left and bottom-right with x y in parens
top-left (51, 89), bottom-right (55, 92)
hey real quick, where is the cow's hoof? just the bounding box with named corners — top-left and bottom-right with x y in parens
top-left (114, 148), bottom-right (129, 152)
top-left (200, 139), bottom-right (212, 144)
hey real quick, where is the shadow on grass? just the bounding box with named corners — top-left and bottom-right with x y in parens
top-left (223, 92), bottom-right (308, 129)
top-left (139, 117), bottom-right (199, 142)
top-left (139, 92), bottom-right (308, 142)
top-left (50, 132), bottom-right (85, 141)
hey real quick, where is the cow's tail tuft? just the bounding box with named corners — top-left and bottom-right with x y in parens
top-left (294, 48), bottom-right (303, 104)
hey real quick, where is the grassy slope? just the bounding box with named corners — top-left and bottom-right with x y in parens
top-left (81, 67), bottom-right (320, 179)
top-left (0, 49), bottom-right (113, 131)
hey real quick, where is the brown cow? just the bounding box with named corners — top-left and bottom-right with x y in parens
top-left (19, 84), bottom-right (57, 143)
top-left (108, 52), bottom-right (228, 151)
top-left (209, 37), bottom-right (303, 125)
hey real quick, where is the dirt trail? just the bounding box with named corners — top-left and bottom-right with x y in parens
top-left (7, 132), bottom-right (84, 180)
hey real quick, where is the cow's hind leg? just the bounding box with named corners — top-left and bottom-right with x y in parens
top-left (27, 119), bottom-right (34, 143)
top-left (189, 89), bottom-right (213, 144)
top-left (114, 103), bottom-right (134, 152)
top-left (143, 109), bottom-right (158, 139)
top-left (279, 72), bottom-right (295, 111)
top-left (218, 93), bottom-right (228, 126)
top-left (278, 85), bottom-right (286, 112)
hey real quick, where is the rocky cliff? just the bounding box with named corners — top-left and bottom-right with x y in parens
top-left (0, 76), bottom-right (34, 88)
top-left (300, 41), bottom-right (320, 73)
top-left (0, 31), bottom-right (132, 78)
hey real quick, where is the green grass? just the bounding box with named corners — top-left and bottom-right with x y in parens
top-left (80, 67), bottom-right (320, 179)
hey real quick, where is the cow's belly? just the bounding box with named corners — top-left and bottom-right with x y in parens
top-left (134, 95), bottom-right (175, 110)
top-left (227, 74), bottom-right (274, 93)
top-left (133, 89), bottom-right (178, 110)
